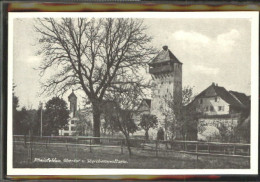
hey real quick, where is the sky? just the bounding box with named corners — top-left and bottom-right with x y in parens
top-left (12, 16), bottom-right (252, 109)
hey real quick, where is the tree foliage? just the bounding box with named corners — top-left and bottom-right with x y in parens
top-left (43, 97), bottom-right (70, 136)
top-left (235, 115), bottom-right (250, 143)
top-left (182, 86), bottom-right (194, 106)
top-left (102, 83), bottom-right (143, 156)
top-left (161, 85), bottom-right (198, 141)
top-left (13, 85), bottom-right (20, 135)
top-left (13, 84), bottom-right (42, 136)
top-left (139, 114), bottom-right (158, 140)
top-left (74, 111), bottom-right (92, 136)
top-left (102, 101), bottom-right (138, 138)
top-left (35, 17), bottom-right (157, 138)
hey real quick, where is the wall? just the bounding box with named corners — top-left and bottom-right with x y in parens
top-left (198, 117), bottom-right (239, 142)
top-left (150, 63), bottom-right (182, 139)
top-left (194, 96), bottom-right (230, 115)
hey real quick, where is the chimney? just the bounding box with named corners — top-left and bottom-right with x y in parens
top-left (212, 82), bottom-right (215, 86)
top-left (162, 45), bottom-right (168, 51)
top-left (216, 83), bottom-right (218, 86)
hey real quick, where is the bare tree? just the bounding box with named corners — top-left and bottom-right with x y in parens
top-left (102, 83), bottom-right (143, 156)
top-left (35, 18), bottom-right (156, 138)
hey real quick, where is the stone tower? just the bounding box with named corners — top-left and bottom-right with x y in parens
top-left (148, 46), bottom-right (182, 138)
top-left (68, 90), bottom-right (77, 117)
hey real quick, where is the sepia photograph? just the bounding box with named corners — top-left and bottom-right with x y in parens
top-left (7, 12), bottom-right (259, 175)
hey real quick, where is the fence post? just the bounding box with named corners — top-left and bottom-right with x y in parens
top-left (45, 138), bottom-right (48, 149)
top-left (121, 139), bottom-right (123, 154)
top-left (248, 146), bottom-right (250, 166)
top-left (24, 135), bottom-right (27, 148)
top-left (13, 136), bottom-right (16, 149)
top-left (30, 135), bottom-right (33, 162)
top-left (66, 138), bottom-right (69, 151)
top-left (195, 143), bottom-right (198, 168)
top-left (185, 135), bottom-right (187, 151)
top-left (155, 140), bottom-right (158, 157)
top-left (89, 138), bottom-right (92, 153)
top-left (233, 145), bottom-right (236, 155)
top-left (27, 144), bottom-right (30, 163)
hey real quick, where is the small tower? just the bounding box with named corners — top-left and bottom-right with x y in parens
top-left (148, 46), bottom-right (182, 137)
top-left (68, 90), bottom-right (77, 117)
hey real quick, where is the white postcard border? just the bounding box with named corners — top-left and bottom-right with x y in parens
top-left (7, 11), bottom-right (259, 176)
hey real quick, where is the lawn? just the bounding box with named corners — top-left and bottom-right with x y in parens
top-left (13, 143), bottom-right (250, 169)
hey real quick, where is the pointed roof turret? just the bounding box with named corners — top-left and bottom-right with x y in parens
top-left (68, 89), bottom-right (77, 100)
top-left (149, 45), bottom-right (182, 66)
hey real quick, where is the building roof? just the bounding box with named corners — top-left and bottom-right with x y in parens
top-left (215, 86), bottom-right (245, 108)
top-left (143, 99), bottom-right (151, 108)
top-left (193, 83), bottom-right (249, 108)
top-left (149, 46), bottom-right (182, 65)
top-left (229, 91), bottom-right (250, 107)
top-left (136, 99), bottom-right (151, 112)
top-left (68, 90), bottom-right (77, 100)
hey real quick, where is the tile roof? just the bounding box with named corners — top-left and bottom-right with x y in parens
top-left (229, 91), bottom-right (250, 107)
top-left (149, 46), bottom-right (182, 65)
top-left (193, 83), bottom-right (249, 108)
top-left (214, 86), bottom-right (245, 108)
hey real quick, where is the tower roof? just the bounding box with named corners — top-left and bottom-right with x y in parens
top-left (68, 90), bottom-right (77, 100)
top-left (149, 45), bottom-right (182, 65)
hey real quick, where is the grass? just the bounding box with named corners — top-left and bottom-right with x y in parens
top-left (13, 143), bottom-right (250, 169)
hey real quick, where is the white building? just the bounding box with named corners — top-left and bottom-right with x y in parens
top-left (187, 83), bottom-right (250, 142)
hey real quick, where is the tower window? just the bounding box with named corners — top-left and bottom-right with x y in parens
top-left (215, 97), bottom-right (218, 102)
top-left (210, 106), bottom-right (214, 111)
top-left (205, 106), bottom-right (208, 111)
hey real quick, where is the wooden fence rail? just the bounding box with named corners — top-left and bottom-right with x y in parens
top-left (13, 135), bottom-right (250, 166)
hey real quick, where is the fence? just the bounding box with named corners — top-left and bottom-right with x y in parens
top-left (13, 135), bottom-right (250, 166)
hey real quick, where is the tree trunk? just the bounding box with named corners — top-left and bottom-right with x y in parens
top-left (92, 102), bottom-right (101, 143)
top-left (145, 130), bottom-right (149, 140)
top-left (125, 136), bottom-right (132, 157)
